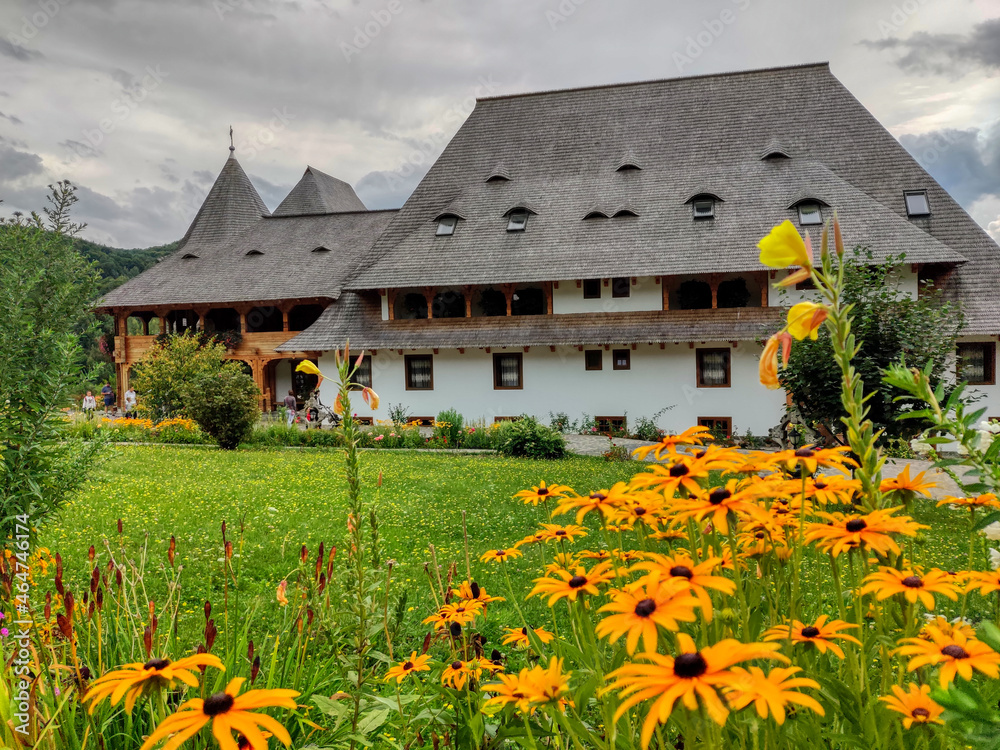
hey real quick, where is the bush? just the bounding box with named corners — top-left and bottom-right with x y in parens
top-left (462, 420), bottom-right (493, 449)
top-left (183, 368), bottom-right (261, 450)
top-left (131, 332), bottom-right (232, 418)
top-left (629, 406), bottom-right (673, 441)
top-left (435, 408), bottom-right (464, 446)
top-left (494, 416), bottom-right (566, 459)
top-left (548, 411), bottom-right (577, 433)
top-left (386, 402), bottom-right (411, 425)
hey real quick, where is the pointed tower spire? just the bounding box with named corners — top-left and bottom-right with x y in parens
top-left (229, 125), bottom-right (235, 154)
top-left (273, 166), bottom-right (366, 216)
top-left (178, 149), bottom-right (269, 249)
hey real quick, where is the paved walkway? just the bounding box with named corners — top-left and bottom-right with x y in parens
top-left (564, 434), bottom-right (968, 501)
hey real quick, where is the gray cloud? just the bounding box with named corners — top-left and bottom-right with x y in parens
top-left (0, 37), bottom-right (42, 62)
top-left (0, 111), bottom-right (22, 125)
top-left (0, 143), bottom-right (43, 181)
top-left (356, 164), bottom-right (429, 210)
top-left (899, 124), bottom-right (1000, 206)
top-left (861, 18), bottom-right (1000, 77)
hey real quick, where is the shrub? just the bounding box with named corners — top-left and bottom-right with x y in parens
top-left (386, 402), bottom-right (411, 425)
top-left (548, 411), bottom-right (577, 433)
top-left (131, 332), bottom-right (232, 418)
top-left (435, 408), bottom-right (464, 446)
top-left (494, 415), bottom-right (566, 459)
top-left (462, 420), bottom-right (493, 449)
top-left (182, 368), bottom-right (261, 450)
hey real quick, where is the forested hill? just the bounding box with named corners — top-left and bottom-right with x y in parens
top-left (75, 237), bottom-right (178, 296)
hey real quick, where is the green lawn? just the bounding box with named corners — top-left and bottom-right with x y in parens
top-left (49, 445), bottom-right (639, 646)
top-left (45, 445), bottom-right (985, 653)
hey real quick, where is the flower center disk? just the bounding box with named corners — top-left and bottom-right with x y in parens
top-left (673, 652), bottom-right (708, 679)
top-left (940, 645), bottom-right (969, 659)
top-left (634, 598), bottom-right (657, 617)
top-left (203, 692), bottom-right (235, 717)
top-left (800, 626), bottom-right (821, 638)
top-left (845, 519), bottom-right (867, 532)
top-left (568, 575), bottom-right (588, 588)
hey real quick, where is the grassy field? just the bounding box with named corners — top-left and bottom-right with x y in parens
top-left (47, 445), bottom-right (640, 646)
top-left (43, 445), bottom-right (984, 654)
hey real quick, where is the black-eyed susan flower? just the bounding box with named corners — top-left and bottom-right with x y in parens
top-left (879, 466), bottom-right (936, 500)
top-left (860, 568), bottom-right (962, 611)
top-left (595, 578), bottom-right (699, 654)
top-left (649, 527), bottom-right (687, 542)
top-left (422, 601), bottom-right (484, 630)
top-left (483, 657), bottom-right (571, 714)
top-left (501, 626), bottom-right (555, 649)
top-left (528, 561), bottom-right (614, 605)
top-left (606, 634), bottom-right (787, 747)
top-left (441, 660), bottom-right (474, 690)
top-left (631, 426), bottom-right (713, 462)
top-left (920, 616), bottom-right (976, 641)
top-left (452, 580), bottom-right (504, 605)
top-left (724, 666), bottom-right (824, 724)
top-left (536, 523), bottom-right (588, 544)
top-left (966, 570), bottom-right (1000, 596)
top-left (138, 677), bottom-right (298, 750)
top-left (762, 616), bottom-right (861, 659)
top-left (895, 626), bottom-right (1000, 687)
top-left (552, 482), bottom-right (630, 523)
top-left (544, 552), bottom-right (580, 574)
top-left (610, 493), bottom-right (667, 528)
top-left (385, 652), bottom-right (431, 683)
top-left (513, 530), bottom-right (547, 548)
top-left (85, 653), bottom-right (223, 714)
top-left (801, 475), bottom-right (862, 505)
top-left (479, 547), bottom-right (522, 564)
top-left (630, 455), bottom-right (712, 498)
top-left (514, 481), bottom-right (574, 506)
top-left (630, 552), bottom-right (735, 620)
top-left (804, 507), bottom-right (927, 557)
top-left (880, 683), bottom-right (945, 728)
top-left (672, 478), bottom-right (760, 535)
top-left (937, 493), bottom-right (1000, 510)
top-left (779, 445), bottom-right (856, 475)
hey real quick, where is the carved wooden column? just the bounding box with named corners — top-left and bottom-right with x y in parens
top-left (760, 272), bottom-right (769, 307)
top-left (500, 284), bottom-right (516, 316)
top-left (193, 307), bottom-right (208, 331)
top-left (238, 307), bottom-right (249, 333)
top-left (386, 289), bottom-right (398, 321)
top-left (462, 285), bottom-right (474, 318)
top-left (708, 274), bottom-right (723, 309)
top-left (422, 287), bottom-right (435, 319)
top-left (280, 304), bottom-right (290, 332)
top-left (661, 276), bottom-right (669, 310)
top-left (545, 282), bottom-right (553, 315)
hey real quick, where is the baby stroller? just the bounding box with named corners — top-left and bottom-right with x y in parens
top-left (303, 389), bottom-right (342, 429)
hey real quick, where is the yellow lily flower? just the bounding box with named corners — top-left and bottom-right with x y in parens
top-left (295, 360), bottom-right (324, 378)
top-left (758, 220), bottom-right (812, 269)
top-left (787, 302), bottom-right (828, 341)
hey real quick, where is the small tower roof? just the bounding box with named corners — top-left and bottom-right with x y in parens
top-left (179, 151), bottom-right (269, 248)
top-left (273, 166), bottom-right (367, 216)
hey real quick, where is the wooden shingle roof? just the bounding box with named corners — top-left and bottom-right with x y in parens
top-left (272, 166), bottom-right (367, 216)
top-left (346, 62), bottom-right (999, 332)
top-left (178, 152), bottom-right (269, 247)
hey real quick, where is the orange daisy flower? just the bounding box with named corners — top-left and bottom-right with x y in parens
top-left (84, 654), bottom-right (224, 714)
top-left (528, 561), bottom-right (615, 605)
top-left (631, 425), bottom-right (713, 461)
top-left (631, 552), bottom-right (735, 620)
top-left (859, 568), bottom-right (962, 610)
top-left (880, 683), bottom-right (945, 728)
top-left (441, 660), bottom-right (475, 690)
top-left (895, 626), bottom-right (1000, 687)
top-left (606, 633), bottom-right (787, 747)
top-left (595, 578), bottom-right (699, 654)
top-left (514, 481), bottom-right (574, 506)
top-left (479, 547), bottom-right (522, 564)
top-left (778, 445), bottom-right (857, 475)
top-left (920, 616), bottom-right (977, 641)
top-left (452, 580), bottom-right (504, 605)
top-left (501, 626), bottom-right (555, 649)
top-left (801, 475), bottom-right (862, 505)
top-left (879, 466), bottom-right (936, 499)
top-left (536, 523), bottom-right (589, 544)
top-left (724, 666), bottom-right (824, 724)
top-left (385, 652), bottom-right (431, 683)
top-left (672, 478), bottom-right (761, 535)
top-left (762, 615), bottom-right (861, 659)
top-left (804, 507), bottom-right (927, 557)
top-left (552, 482), bottom-right (630, 523)
top-left (937, 493), bottom-right (1000, 510)
top-left (966, 570), bottom-right (1000, 596)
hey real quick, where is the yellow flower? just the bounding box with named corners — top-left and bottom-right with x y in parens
top-left (385, 652), bottom-right (431, 683)
top-left (759, 333), bottom-right (790, 390)
top-left (595, 578), bottom-right (699, 654)
top-left (880, 683), bottom-right (945, 728)
top-left (479, 547), bottom-right (522, 564)
top-left (859, 568), bottom-right (962, 611)
top-left (758, 220), bottom-right (812, 269)
top-left (139, 677), bottom-right (298, 750)
top-left (276, 581), bottom-right (288, 607)
top-left (85, 654), bottom-right (224, 714)
top-left (724, 666), bottom-right (825, 724)
top-left (295, 360), bottom-right (323, 378)
top-left (360, 386), bottom-right (380, 410)
top-left (786, 302), bottom-right (828, 341)
top-left (879, 465), bottom-right (936, 498)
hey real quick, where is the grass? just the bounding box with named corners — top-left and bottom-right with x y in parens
top-left (43, 445), bottom-right (988, 656)
top-left (47, 445), bottom-right (638, 647)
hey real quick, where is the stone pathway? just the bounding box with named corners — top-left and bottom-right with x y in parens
top-left (563, 434), bottom-right (970, 501)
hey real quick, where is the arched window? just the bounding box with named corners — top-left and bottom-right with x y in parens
top-left (288, 304), bottom-right (324, 331)
top-left (432, 290), bottom-right (466, 318)
top-left (475, 288), bottom-right (507, 317)
top-left (398, 293), bottom-right (428, 320)
top-left (205, 308), bottom-right (240, 333)
top-left (246, 306), bottom-right (283, 333)
top-left (512, 286), bottom-right (545, 316)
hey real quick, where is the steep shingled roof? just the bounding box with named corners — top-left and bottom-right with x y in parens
top-left (273, 166), bottom-right (367, 216)
top-left (178, 152), bottom-right (269, 248)
top-left (346, 62), bottom-right (999, 332)
top-left (278, 292), bottom-right (782, 351)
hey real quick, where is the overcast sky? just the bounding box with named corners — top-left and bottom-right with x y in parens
top-left (1, 0), bottom-right (997, 248)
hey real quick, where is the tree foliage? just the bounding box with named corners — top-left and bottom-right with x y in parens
top-left (778, 248), bottom-right (963, 443)
top-left (131, 333), bottom-right (235, 418)
top-left (0, 183), bottom-right (105, 536)
top-left (183, 369), bottom-right (261, 450)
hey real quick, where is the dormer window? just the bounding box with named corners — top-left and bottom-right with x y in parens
top-left (245, 249), bottom-right (264, 256)
top-left (616, 163), bottom-right (642, 172)
top-left (613, 209), bottom-right (639, 218)
top-left (905, 190), bottom-right (930, 217)
top-left (692, 199), bottom-right (715, 220)
top-left (584, 210), bottom-right (609, 220)
top-left (436, 215), bottom-right (459, 236)
top-left (797, 201), bottom-right (823, 226)
top-left (507, 210), bottom-right (530, 232)
top-left (181, 253), bottom-right (199, 259)
top-left (312, 246), bottom-right (331, 253)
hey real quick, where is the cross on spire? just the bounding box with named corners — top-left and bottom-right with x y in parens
top-left (229, 125), bottom-right (235, 153)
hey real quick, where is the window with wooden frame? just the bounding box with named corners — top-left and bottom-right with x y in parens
top-left (613, 349), bottom-right (631, 370)
top-left (583, 279), bottom-right (601, 299)
top-left (697, 416), bottom-right (732, 437)
top-left (696, 348), bottom-right (731, 388)
top-left (612, 277), bottom-right (631, 298)
top-left (595, 416), bottom-right (627, 434)
top-left (352, 355), bottom-right (373, 388)
top-left (957, 342), bottom-right (996, 385)
top-left (585, 350), bottom-right (603, 371)
top-left (404, 354), bottom-right (433, 390)
top-left (493, 353), bottom-right (523, 389)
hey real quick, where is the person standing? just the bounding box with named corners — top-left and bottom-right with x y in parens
top-left (101, 382), bottom-right (115, 417)
top-left (124, 387), bottom-right (137, 418)
top-left (82, 391), bottom-right (97, 419)
top-left (283, 390), bottom-right (297, 427)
